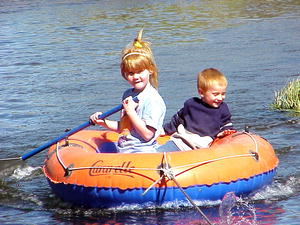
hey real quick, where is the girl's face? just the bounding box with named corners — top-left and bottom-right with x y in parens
top-left (125, 69), bottom-right (151, 92)
top-left (199, 82), bottom-right (227, 108)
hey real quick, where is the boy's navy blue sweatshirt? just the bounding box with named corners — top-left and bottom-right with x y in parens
top-left (163, 97), bottom-right (234, 138)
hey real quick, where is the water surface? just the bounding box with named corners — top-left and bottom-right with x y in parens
top-left (1, 0), bottom-right (300, 224)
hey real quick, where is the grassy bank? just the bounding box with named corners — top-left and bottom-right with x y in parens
top-left (271, 78), bottom-right (300, 112)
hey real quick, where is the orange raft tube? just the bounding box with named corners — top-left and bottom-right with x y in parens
top-left (43, 130), bottom-right (279, 208)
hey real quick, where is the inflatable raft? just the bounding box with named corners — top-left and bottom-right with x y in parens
top-left (43, 130), bottom-right (279, 208)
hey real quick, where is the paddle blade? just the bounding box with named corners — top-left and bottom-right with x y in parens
top-left (0, 157), bottom-right (24, 175)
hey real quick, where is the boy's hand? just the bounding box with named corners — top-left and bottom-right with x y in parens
top-left (217, 130), bottom-right (237, 138)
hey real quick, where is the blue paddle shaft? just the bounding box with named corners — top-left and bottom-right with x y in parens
top-left (21, 96), bottom-right (138, 160)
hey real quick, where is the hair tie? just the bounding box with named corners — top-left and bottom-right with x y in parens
top-left (134, 41), bottom-right (143, 48)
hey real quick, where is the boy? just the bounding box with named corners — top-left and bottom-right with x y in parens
top-left (158, 68), bottom-right (235, 151)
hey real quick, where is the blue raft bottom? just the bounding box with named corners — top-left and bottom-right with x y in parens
top-left (47, 168), bottom-right (277, 209)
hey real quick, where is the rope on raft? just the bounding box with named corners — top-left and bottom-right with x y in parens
top-left (56, 131), bottom-right (259, 174)
top-left (57, 152), bottom-right (257, 172)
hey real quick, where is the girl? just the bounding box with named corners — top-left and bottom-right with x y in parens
top-left (90, 29), bottom-right (166, 153)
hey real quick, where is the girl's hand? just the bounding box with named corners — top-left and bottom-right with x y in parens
top-left (122, 96), bottom-right (138, 115)
top-left (121, 96), bottom-right (154, 141)
top-left (90, 112), bottom-right (105, 126)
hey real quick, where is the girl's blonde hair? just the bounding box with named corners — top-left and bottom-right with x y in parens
top-left (120, 29), bottom-right (158, 89)
top-left (197, 68), bottom-right (227, 92)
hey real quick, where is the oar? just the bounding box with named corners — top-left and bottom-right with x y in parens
top-left (0, 97), bottom-right (138, 170)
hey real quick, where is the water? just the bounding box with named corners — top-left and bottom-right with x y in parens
top-left (1, 0), bottom-right (300, 224)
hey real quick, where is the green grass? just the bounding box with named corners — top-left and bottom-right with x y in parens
top-left (271, 78), bottom-right (300, 112)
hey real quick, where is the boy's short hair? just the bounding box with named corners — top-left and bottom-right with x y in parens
top-left (197, 68), bottom-right (227, 92)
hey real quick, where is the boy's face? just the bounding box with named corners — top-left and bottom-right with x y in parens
top-left (198, 82), bottom-right (227, 108)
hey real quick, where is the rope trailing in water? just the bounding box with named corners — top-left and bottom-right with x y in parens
top-left (157, 152), bottom-right (214, 225)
